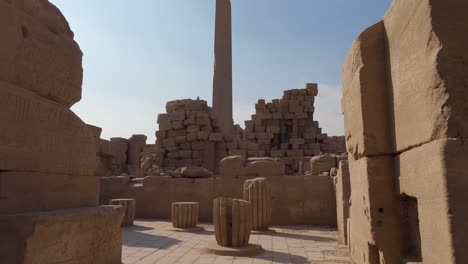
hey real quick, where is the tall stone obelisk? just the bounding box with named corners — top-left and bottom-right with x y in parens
top-left (212, 0), bottom-right (233, 135)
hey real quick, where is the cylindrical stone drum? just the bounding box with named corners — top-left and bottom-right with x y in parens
top-left (110, 198), bottom-right (136, 226)
top-left (171, 202), bottom-right (199, 229)
top-left (243, 177), bottom-right (272, 231)
top-left (213, 197), bottom-right (251, 247)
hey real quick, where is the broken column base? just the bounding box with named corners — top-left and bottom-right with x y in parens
top-left (205, 241), bottom-right (263, 257)
top-left (0, 206), bottom-right (124, 264)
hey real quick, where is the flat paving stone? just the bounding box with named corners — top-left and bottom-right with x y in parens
top-left (122, 220), bottom-right (353, 264)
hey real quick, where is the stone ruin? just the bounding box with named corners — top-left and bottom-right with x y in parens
top-left (136, 83), bottom-right (346, 178)
top-left (337, 0), bottom-right (468, 263)
top-left (2, 0), bottom-right (467, 263)
top-left (0, 0), bottom-right (122, 263)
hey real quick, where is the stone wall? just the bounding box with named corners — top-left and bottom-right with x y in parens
top-left (342, 0), bottom-right (468, 263)
top-left (0, 1), bottom-right (122, 263)
top-left (100, 174), bottom-right (337, 226)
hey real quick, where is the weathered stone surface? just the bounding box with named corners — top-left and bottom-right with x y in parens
top-left (396, 138), bottom-right (468, 264)
top-left (213, 197), bottom-right (251, 247)
top-left (383, 0), bottom-right (468, 152)
top-left (243, 158), bottom-right (285, 177)
top-left (0, 206), bottom-right (123, 264)
top-left (309, 154), bottom-right (336, 175)
top-left (179, 166), bottom-right (213, 178)
top-left (348, 156), bottom-right (401, 264)
top-left (0, 172), bottom-right (99, 214)
top-left (110, 199), bottom-right (135, 226)
top-left (219, 156), bottom-right (245, 178)
top-left (0, 82), bottom-right (97, 176)
top-left (0, 0), bottom-right (83, 107)
top-left (335, 161), bottom-right (350, 245)
top-left (127, 134), bottom-right (147, 176)
top-left (342, 21), bottom-right (393, 158)
top-left (243, 178), bottom-right (271, 231)
top-left (171, 202), bottom-right (199, 229)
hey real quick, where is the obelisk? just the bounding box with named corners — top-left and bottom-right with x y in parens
top-left (212, 0), bottom-right (233, 135)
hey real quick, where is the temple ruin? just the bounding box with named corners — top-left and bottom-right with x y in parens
top-left (1, 0), bottom-right (467, 263)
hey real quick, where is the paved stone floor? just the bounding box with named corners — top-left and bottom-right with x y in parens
top-left (122, 220), bottom-right (353, 264)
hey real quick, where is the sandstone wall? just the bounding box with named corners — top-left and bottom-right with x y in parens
top-left (100, 175), bottom-right (337, 226)
top-left (342, 1), bottom-right (468, 263)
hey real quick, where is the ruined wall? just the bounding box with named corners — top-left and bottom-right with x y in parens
top-left (244, 83), bottom-right (346, 173)
top-left (343, 0), bottom-right (468, 263)
top-left (147, 84), bottom-right (345, 176)
top-left (155, 99), bottom-right (222, 173)
top-left (0, 1), bottom-right (122, 263)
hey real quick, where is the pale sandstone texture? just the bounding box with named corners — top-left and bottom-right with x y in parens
top-left (0, 1), bottom-right (123, 263)
top-left (243, 178), bottom-right (272, 231)
top-left (343, 0), bottom-right (468, 263)
top-left (0, 206), bottom-right (123, 264)
top-left (110, 198), bottom-right (136, 226)
top-left (171, 202), bottom-right (199, 229)
top-left (127, 134), bottom-right (147, 176)
top-left (334, 161), bottom-right (350, 245)
top-left (213, 197), bottom-right (251, 247)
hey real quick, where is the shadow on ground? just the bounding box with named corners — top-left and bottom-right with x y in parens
top-left (122, 228), bottom-right (181, 249)
top-left (256, 249), bottom-right (310, 264)
top-left (271, 231), bottom-right (336, 242)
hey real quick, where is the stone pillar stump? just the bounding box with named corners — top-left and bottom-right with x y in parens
top-left (243, 177), bottom-right (272, 231)
top-left (213, 197), bottom-right (251, 247)
top-left (171, 202), bottom-right (199, 229)
top-left (110, 198), bottom-right (136, 226)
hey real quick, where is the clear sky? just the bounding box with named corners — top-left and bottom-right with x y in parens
top-left (50, 0), bottom-right (392, 143)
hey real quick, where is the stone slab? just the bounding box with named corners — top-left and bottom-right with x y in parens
top-left (383, 0), bottom-right (468, 152)
top-left (0, 82), bottom-right (97, 176)
top-left (0, 171), bottom-right (99, 214)
top-left (0, 206), bottom-right (123, 264)
top-left (396, 138), bottom-right (468, 264)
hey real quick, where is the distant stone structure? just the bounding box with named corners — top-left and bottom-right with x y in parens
top-left (0, 1), bottom-right (122, 262)
top-left (342, 0), bottom-right (468, 263)
top-left (212, 0), bottom-right (234, 135)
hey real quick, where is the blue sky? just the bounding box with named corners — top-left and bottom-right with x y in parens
top-left (50, 0), bottom-right (391, 142)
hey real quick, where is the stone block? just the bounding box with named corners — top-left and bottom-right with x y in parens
top-left (209, 133), bottom-right (223, 142)
top-left (157, 114), bottom-right (172, 130)
top-left (342, 21), bottom-right (393, 159)
top-left (0, 206), bottom-right (123, 264)
top-left (382, 0), bottom-right (468, 152)
top-left (0, 172), bottom-right (99, 214)
top-left (110, 199), bottom-right (136, 226)
top-left (0, 1), bottom-right (84, 107)
top-left (0, 83), bottom-right (97, 176)
top-left (396, 139), bottom-right (468, 263)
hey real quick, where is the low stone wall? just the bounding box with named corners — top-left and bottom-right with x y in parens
top-left (100, 175), bottom-right (337, 226)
